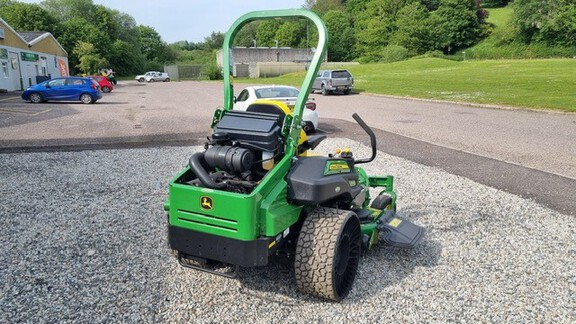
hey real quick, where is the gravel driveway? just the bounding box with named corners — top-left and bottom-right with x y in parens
top-left (1, 139), bottom-right (574, 322)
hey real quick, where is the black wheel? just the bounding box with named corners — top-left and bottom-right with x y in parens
top-left (302, 121), bottom-right (315, 133)
top-left (80, 93), bottom-right (93, 104)
top-left (321, 84), bottom-right (328, 96)
top-left (29, 92), bottom-right (43, 103)
top-left (101, 86), bottom-right (111, 93)
top-left (343, 89), bottom-right (351, 95)
top-left (371, 194), bottom-right (395, 212)
top-left (295, 207), bottom-right (362, 301)
top-left (149, 78), bottom-right (155, 83)
top-left (138, 77), bottom-right (145, 82)
top-left (164, 78), bottom-right (170, 82)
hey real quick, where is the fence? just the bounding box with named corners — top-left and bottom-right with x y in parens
top-left (255, 61), bottom-right (360, 78)
top-left (164, 65), bottom-right (204, 81)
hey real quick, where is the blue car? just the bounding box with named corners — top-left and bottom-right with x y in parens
top-left (22, 77), bottom-right (103, 104)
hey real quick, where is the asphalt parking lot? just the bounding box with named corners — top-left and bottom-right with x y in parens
top-left (0, 81), bottom-right (575, 321)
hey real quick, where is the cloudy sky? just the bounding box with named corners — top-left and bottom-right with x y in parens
top-left (20, 0), bottom-right (306, 43)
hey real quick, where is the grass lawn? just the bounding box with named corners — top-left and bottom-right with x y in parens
top-left (238, 58), bottom-right (576, 112)
top-left (485, 6), bottom-right (513, 26)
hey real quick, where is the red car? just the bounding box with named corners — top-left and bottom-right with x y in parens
top-left (90, 75), bottom-right (113, 93)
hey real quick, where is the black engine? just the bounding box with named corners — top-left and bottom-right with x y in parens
top-left (186, 110), bottom-right (284, 193)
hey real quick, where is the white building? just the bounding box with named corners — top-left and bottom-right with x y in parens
top-left (0, 18), bottom-right (69, 91)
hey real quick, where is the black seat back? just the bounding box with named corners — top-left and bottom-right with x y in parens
top-left (246, 103), bottom-right (286, 122)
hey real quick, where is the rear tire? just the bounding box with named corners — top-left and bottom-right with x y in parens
top-left (321, 85), bottom-right (328, 96)
top-left (80, 93), bottom-right (93, 104)
top-left (343, 89), bottom-right (351, 95)
top-left (29, 92), bottom-right (43, 103)
top-left (164, 78), bottom-right (170, 82)
top-left (149, 78), bottom-right (155, 83)
top-left (101, 86), bottom-right (111, 93)
top-left (295, 207), bottom-right (362, 301)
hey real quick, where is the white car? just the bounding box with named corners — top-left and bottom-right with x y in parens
top-left (135, 71), bottom-right (170, 83)
top-left (234, 85), bottom-right (319, 133)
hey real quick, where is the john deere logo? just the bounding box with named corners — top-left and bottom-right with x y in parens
top-left (200, 196), bottom-right (213, 210)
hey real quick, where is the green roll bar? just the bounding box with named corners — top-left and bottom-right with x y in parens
top-left (221, 9), bottom-right (328, 155)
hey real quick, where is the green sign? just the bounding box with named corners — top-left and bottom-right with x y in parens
top-left (0, 48), bottom-right (7, 59)
top-left (21, 52), bottom-right (39, 62)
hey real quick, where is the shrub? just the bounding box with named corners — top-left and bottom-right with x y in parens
top-left (359, 45), bottom-right (410, 63)
top-left (203, 63), bottom-right (223, 80)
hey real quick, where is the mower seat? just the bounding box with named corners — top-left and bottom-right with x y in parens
top-left (247, 100), bottom-right (311, 156)
top-left (246, 102), bottom-right (287, 121)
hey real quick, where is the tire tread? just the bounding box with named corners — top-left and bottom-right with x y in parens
top-left (295, 207), bottom-right (360, 301)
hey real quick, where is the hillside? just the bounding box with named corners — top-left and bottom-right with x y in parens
top-left (242, 58), bottom-right (576, 112)
top-left (467, 6), bottom-right (576, 59)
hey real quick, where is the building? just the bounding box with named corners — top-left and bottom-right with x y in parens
top-left (0, 18), bottom-right (69, 91)
top-left (217, 47), bottom-right (324, 78)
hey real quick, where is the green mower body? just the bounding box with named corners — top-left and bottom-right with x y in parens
top-left (165, 9), bottom-right (423, 301)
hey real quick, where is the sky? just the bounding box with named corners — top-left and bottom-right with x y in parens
top-left (20, 0), bottom-right (307, 43)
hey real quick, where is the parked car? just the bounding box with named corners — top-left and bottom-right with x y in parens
top-left (22, 77), bottom-right (102, 104)
top-left (90, 75), bottom-right (113, 93)
top-left (234, 85), bottom-right (319, 133)
top-left (312, 69), bottom-right (354, 95)
top-left (135, 71), bottom-right (170, 82)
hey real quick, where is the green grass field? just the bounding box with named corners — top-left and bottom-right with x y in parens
top-left (485, 6), bottom-right (513, 26)
top-left (239, 58), bottom-right (576, 112)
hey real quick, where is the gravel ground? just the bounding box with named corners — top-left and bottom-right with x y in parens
top-left (1, 139), bottom-right (574, 323)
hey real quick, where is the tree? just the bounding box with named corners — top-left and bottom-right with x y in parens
top-left (305, 0), bottom-right (345, 14)
top-left (108, 39), bottom-right (145, 75)
top-left (58, 17), bottom-right (109, 73)
top-left (202, 31), bottom-right (225, 50)
top-left (115, 12), bottom-right (139, 44)
top-left (275, 21), bottom-right (303, 47)
top-left (256, 20), bottom-right (282, 47)
top-left (513, 0), bottom-right (576, 47)
top-left (137, 25), bottom-right (167, 61)
top-left (0, 2), bottom-right (61, 36)
top-left (92, 5), bottom-right (120, 40)
top-left (73, 41), bottom-right (107, 74)
top-left (323, 10), bottom-right (356, 61)
top-left (428, 0), bottom-right (486, 54)
top-left (234, 21), bottom-right (260, 47)
top-left (40, 0), bottom-right (95, 22)
top-left (354, 0), bottom-right (410, 60)
top-left (390, 2), bottom-right (433, 55)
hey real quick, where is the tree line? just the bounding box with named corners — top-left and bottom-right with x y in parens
top-left (0, 0), bottom-right (174, 75)
top-left (225, 0), bottom-right (575, 62)
top-left (1, 0), bottom-right (573, 76)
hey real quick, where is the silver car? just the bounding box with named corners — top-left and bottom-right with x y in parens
top-left (135, 71), bottom-right (171, 83)
top-left (312, 69), bottom-right (354, 95)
